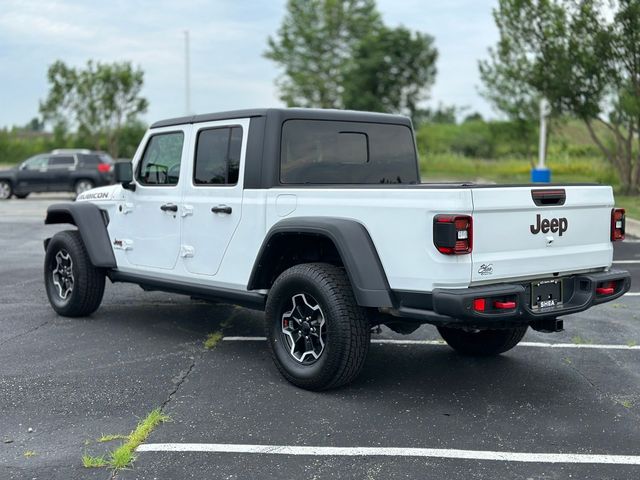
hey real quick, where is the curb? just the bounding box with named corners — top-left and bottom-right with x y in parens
top-left (627, 217), bottom-right (640, 239)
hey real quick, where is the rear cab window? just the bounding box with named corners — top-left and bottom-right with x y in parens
top-left (137, 132), bottom-right (185, 186)
top-left (280, 120), bottom-right (419, 185)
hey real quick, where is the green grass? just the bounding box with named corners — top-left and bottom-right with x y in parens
top-left (420, 153), bottom-right (640, 220)
top-left (571, 336), bottom-right (593, 345)
top-left (23, 450), bottom-right (36, 458)
top-left (204, 331), bottom-right (224, 350)
top-left (614, 196), bottom-right (640, 220)
top-left (82, 454), bottom-right (108, 468)
top-left (627, 340), bottom-right (637, 347)
top-left (83, 408), bottom-right (170, 470)
top-left (97, 434), bottom-right (129, 443)
top-left (619, 399), bottom-right (633, 409)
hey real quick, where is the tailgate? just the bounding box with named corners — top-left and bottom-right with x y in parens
top-left (471, 185), bottom-right (614, 284)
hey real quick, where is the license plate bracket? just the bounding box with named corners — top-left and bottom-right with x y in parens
top-left (531, 279), bottom-right (563, 309)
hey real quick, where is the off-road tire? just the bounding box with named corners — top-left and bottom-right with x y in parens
top-left (265, 263), bottom-right (370, 390)
top-left (44, 230), bottom-right (105, 317)
top-left (437, 325), bottom-right (528, 356)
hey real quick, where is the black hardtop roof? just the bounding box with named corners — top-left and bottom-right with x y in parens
top-left (150, 108), bottom-right (412, 129)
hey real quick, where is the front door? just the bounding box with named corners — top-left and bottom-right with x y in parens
top-left (180, 119), bottom-right (248, 276)
top-left (15, 155), bottom-right (49, 193)
top-left (117, 127), bottom-right (190, 270)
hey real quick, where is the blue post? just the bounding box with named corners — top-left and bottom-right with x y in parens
top-left (531, 167), bottom-right (551, 183)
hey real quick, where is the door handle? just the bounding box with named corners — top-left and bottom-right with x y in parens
top-left (160, 203), bottom-right (178, 212)
top-left (211, 205), bottom-right (232, 214)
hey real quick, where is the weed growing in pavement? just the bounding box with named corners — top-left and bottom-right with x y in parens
top-left (82, 454), bottom-right (108, 467)
top-left (82, 408), bottom-right (170, 470)
top-left (23, 451), bottom-right (36, 458)
top-left (571, 336), bottom-right (593, 345)
top-left (627, 340), bottom-right (637, 347)
top-left (204, 331), bottom-right (224, 349)
top-left (97, 434), bottom-right (129, 443)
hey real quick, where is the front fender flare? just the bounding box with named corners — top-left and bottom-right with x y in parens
top-left (248, 217), bottom-right (394, 308)
top-left (44, 202), bottom-right (116, 268)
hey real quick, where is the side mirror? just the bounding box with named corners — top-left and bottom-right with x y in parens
top-left (114, 161), bottom-right (135, 191)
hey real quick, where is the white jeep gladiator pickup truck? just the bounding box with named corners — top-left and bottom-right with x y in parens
top-left (43, 108), bottom-right (631, 390)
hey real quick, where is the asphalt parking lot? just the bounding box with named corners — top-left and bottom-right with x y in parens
top-left (1, 195), bottom-right (640, 480)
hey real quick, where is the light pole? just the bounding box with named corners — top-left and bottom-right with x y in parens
top-left (532, 98), bottom-right (551, 183)
top-left (184, 30), bottom-right (191, 115)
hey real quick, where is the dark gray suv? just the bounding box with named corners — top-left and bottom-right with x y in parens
top-left (0, 151), bottom-right (114, 199)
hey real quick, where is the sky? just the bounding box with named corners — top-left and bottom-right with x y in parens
top-left (0, 0), bottom-right (500, 129)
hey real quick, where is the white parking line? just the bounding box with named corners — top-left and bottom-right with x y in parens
top-left (625, 292), bottom-right (640, 296)
top-left (222, 337), bottom-right (640, 350)
top-left (613, 260), bottom-right (640, 264)
top-left (136, 443), bottom-right (640, 465)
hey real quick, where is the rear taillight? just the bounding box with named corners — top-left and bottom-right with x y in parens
top-left (433, 214), bottom-right (473, 255)
top-left (611, 208), bottom-right (625, 241)
top-left (97, 163), bottom-right (111, 173)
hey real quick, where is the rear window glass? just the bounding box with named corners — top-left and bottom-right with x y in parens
top-left (280, 120), bottom-right (418, 184)
top-left (78, 154), bottom-right (102, 166)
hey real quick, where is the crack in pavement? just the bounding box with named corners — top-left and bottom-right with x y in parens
top-left (564, 359), bottom-right (640, 420)
top-left (161, 356), bottom-right (197, 411)
top-left (0, 320), bottom-right (50, 348)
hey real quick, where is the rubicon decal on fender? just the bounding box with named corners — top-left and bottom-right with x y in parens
top-left (530, 214), bottom-right (568, 236)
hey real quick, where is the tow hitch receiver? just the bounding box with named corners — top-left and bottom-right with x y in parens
top-left (531, 318), bottom-right (564, 333)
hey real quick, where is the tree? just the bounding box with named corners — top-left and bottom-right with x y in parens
top-left (40, 60), bottom-right (148, 158)
top-left (479, 0), bottom-right (640, 193)
top-left (265, 0), bottom-right (437, 119)
top-left (342, 26), bottom-right (437, 118)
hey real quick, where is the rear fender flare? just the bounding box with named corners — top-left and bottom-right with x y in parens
top-left (248, 217), bottom-right (394, 308)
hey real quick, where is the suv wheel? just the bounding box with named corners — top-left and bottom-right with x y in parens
top-left (437, 325), bottom-right (528, 356)
top-left (75, 179), bottom-right (94, 196)
top-left (265, 263), bottom-right (370, 390)
top-left (0, 180), bottom-right (12, 200)
top-left (44, 230), bottom-right (105, 317)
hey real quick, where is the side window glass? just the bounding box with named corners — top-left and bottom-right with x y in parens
top-left (48, 156), bottom-right (75, 168)
top-left (22, 155), bottom-right (48, 170)
top-left (137, 132), bottom-right (184, 186)
top-left (194, 126), bottom-right (243, 185)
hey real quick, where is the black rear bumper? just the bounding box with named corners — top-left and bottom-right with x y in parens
top-left (389, 269), bottom-right (631, 328)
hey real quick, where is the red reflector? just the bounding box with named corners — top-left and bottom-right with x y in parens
top-left (494, 301), bottom-right (516, 310)
top-left (596, 287), bottom-right (614, 295)
top-left (473, 298), bottom-right (486, 312)
top-left (97, 163), bottom-right (111, 173)
top-left (611, 208), bottom-right (625, 241)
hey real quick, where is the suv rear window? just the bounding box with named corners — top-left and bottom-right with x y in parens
top-left (280, 120), bottom-right (418, 184)
top-left (78, 154), bottom-right (102, 166)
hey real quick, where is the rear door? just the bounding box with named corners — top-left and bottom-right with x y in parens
top-left (471, 186), bottom-right (614, 284)
top-left (46, 155), bottom-right (76, 191)
top-left (180, 119), bottom-right (247, 276)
